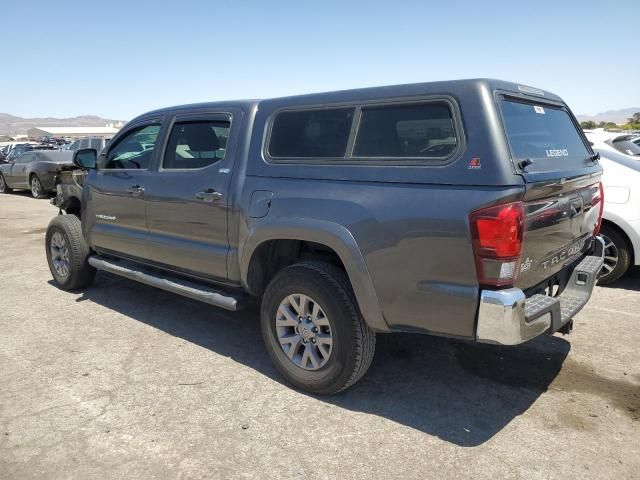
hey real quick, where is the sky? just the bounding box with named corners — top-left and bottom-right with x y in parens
top-left (1, 0), bottom-right (638, 120)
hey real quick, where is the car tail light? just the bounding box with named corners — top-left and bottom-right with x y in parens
top-left (470, 201), bottom-right (525, 287)
top-left (592, 182), bottom-right (604, 236)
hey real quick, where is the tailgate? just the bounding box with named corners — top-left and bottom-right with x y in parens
top-left (496, 94), bottom-right (603, 290)
top-left (516, 175), bottom-right (601, 290)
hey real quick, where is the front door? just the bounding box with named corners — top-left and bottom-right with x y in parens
top-left (83, 121), bottom-right (163, 260)
top-left (143, 112), bottom-right (238, 280)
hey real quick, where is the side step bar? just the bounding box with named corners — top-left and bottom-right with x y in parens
top-left (88, 256), bottom-right (241, 311)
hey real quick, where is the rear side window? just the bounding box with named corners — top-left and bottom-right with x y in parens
top-left (353, 102), bottom-right (458, 159)
top-left (163, 120), bottom-right (230, 169)
top-left (500, 99), bottom-right (589, 162)
top-left (268, 108), bottom-right (354, 158)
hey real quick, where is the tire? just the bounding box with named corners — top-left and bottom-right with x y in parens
top-left (261, 261), bottom-right (376, 394)
top-left (0, 173), bottom-right (11, 193)
top-left (45, 215), bottom-right (96, 290)
top-left (598, 225), bottom-right (632, 285)
top-left (30, 174), bottom-right (47, 199)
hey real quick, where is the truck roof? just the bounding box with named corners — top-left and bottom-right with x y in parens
top-left (133, 78), bottom-right (564, 123)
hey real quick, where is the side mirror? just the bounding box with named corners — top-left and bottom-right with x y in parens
top-left (73, 148), bottom-right (97, 169)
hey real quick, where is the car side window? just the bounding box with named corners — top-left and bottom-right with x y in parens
top-left (105, 124), bottom-right (161, 170)
top-left (69, 140), bottom-right (80, 151)
top-left (163, 120), bottom-right (230, 169)
top-left (268, 108), bottom-right (354, 159)
top-left (17, 153), bottom-right (33, 164)
top-left (353, 102), bottom-right (458, 159)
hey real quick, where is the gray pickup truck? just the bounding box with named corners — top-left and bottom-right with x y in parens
top-left (45, 79), bottom-right (605, 394)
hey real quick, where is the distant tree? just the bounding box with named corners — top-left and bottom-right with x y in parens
top-left (628, 112), bottom-right (640, 124)
top-left (580, 120), bottom-right (596, 129)
top-left (596, 121), bottom-right (619, 129)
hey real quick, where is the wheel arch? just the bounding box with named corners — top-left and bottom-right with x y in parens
top-left (61, 196), bottom-right (82, 218)
top-left (601, 217), bottom-right (636, 265)
top-left (241, 218), bottom-right (389, 332)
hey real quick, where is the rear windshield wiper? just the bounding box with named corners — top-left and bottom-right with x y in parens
top-left (586, 152), bottom-right (600, 163)
top-left (518, 158), bottom-right (534, 170)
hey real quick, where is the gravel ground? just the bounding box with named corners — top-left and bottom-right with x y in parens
top-left (1, 192), bottom-right (638, 480)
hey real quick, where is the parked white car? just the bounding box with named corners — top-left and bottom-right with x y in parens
top-left (585, 128), bottom-right (640, 157)
top-left (585, 131), bottom-right (640, 283)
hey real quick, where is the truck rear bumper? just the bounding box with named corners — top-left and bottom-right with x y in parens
top-left (476, 236), bottom-right (605, 345)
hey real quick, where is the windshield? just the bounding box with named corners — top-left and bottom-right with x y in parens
top-left (500, 98), bottom-right (590, 166)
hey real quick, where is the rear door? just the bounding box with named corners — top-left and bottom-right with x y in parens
top-left (143, 111), bottom-right (239, 280)
top-left (497, 95), bottom-right (602, 289)
top-left (83, 121), bottom-right (163, 260)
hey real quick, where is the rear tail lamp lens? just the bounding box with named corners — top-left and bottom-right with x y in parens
top-left (470, 201), bottom-right (525, 287)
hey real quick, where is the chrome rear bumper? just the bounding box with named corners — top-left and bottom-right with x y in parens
top-left (476, 236), bottom-right (604, 345)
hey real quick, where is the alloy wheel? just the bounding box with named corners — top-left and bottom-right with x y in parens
top-left (275, 293), bottom-right (333, 370)
top-left (31, 177), bottom-right (40, 198)
top-left (599, 234), bottom-right (619, 279)
top-left (50, 232), bottom-right (70, 277)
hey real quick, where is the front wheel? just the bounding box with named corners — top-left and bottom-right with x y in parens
top-left (46, 215), bottom-right (96, 290)
top-left (261, 261), bottom-right (376, 395)
top-left (31, 175), bottom-right (46, 199)
top-left (598, 225), bottom-right (631, 285)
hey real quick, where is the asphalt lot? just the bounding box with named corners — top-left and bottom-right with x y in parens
top-left (0, 192), bottom-right (638, 480)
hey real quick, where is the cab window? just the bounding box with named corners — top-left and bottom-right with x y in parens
top-left (163, 120), bottom-right (230, 169)
top-left (105, 124), bottom-right (160, 169)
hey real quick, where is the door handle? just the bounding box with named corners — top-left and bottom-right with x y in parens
top-left (196, 189), bottom-right (223, 202)
top-left (126, 185), bottom-right (145, 196)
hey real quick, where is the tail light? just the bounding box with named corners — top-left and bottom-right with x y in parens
top-left (592, 182), bottom-right (604, 236)
top-left (470, 201), bottom-right (525, 287)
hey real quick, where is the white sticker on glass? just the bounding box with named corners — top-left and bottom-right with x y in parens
top-left (534, 106), bottom-right (545, 114)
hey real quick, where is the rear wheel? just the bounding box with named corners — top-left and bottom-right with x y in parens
top-left (0, 174), bottom-right (11, 193)
top-left (31, 175), bottom-right (46, 199)
top-left (261, 261), bottom-right (376, 394)
top-left (598, 225), bottom-right (631, 285)
top-left (46, 215), bottom-right (96, 290)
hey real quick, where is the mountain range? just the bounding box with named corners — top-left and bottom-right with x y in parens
top-left (576, 108), bottom-right (639, 125)
top-left (0, 113), bottom-right (126, 136)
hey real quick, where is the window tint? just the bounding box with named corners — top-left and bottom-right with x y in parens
top-left (17, 153), bottom-right (34, 164)
top-left (353, 102), bottom-right (457, 158)
top-left (500, 99), bottom-right (589, 161)
top-left (163, 120), bottom-right (230, 169)
top-left (105, 124), bottom-right (160, 169)
top-left (90, 138), bottom-right (103, 150)
top-left (269, 108), bottom-right (354, 158)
